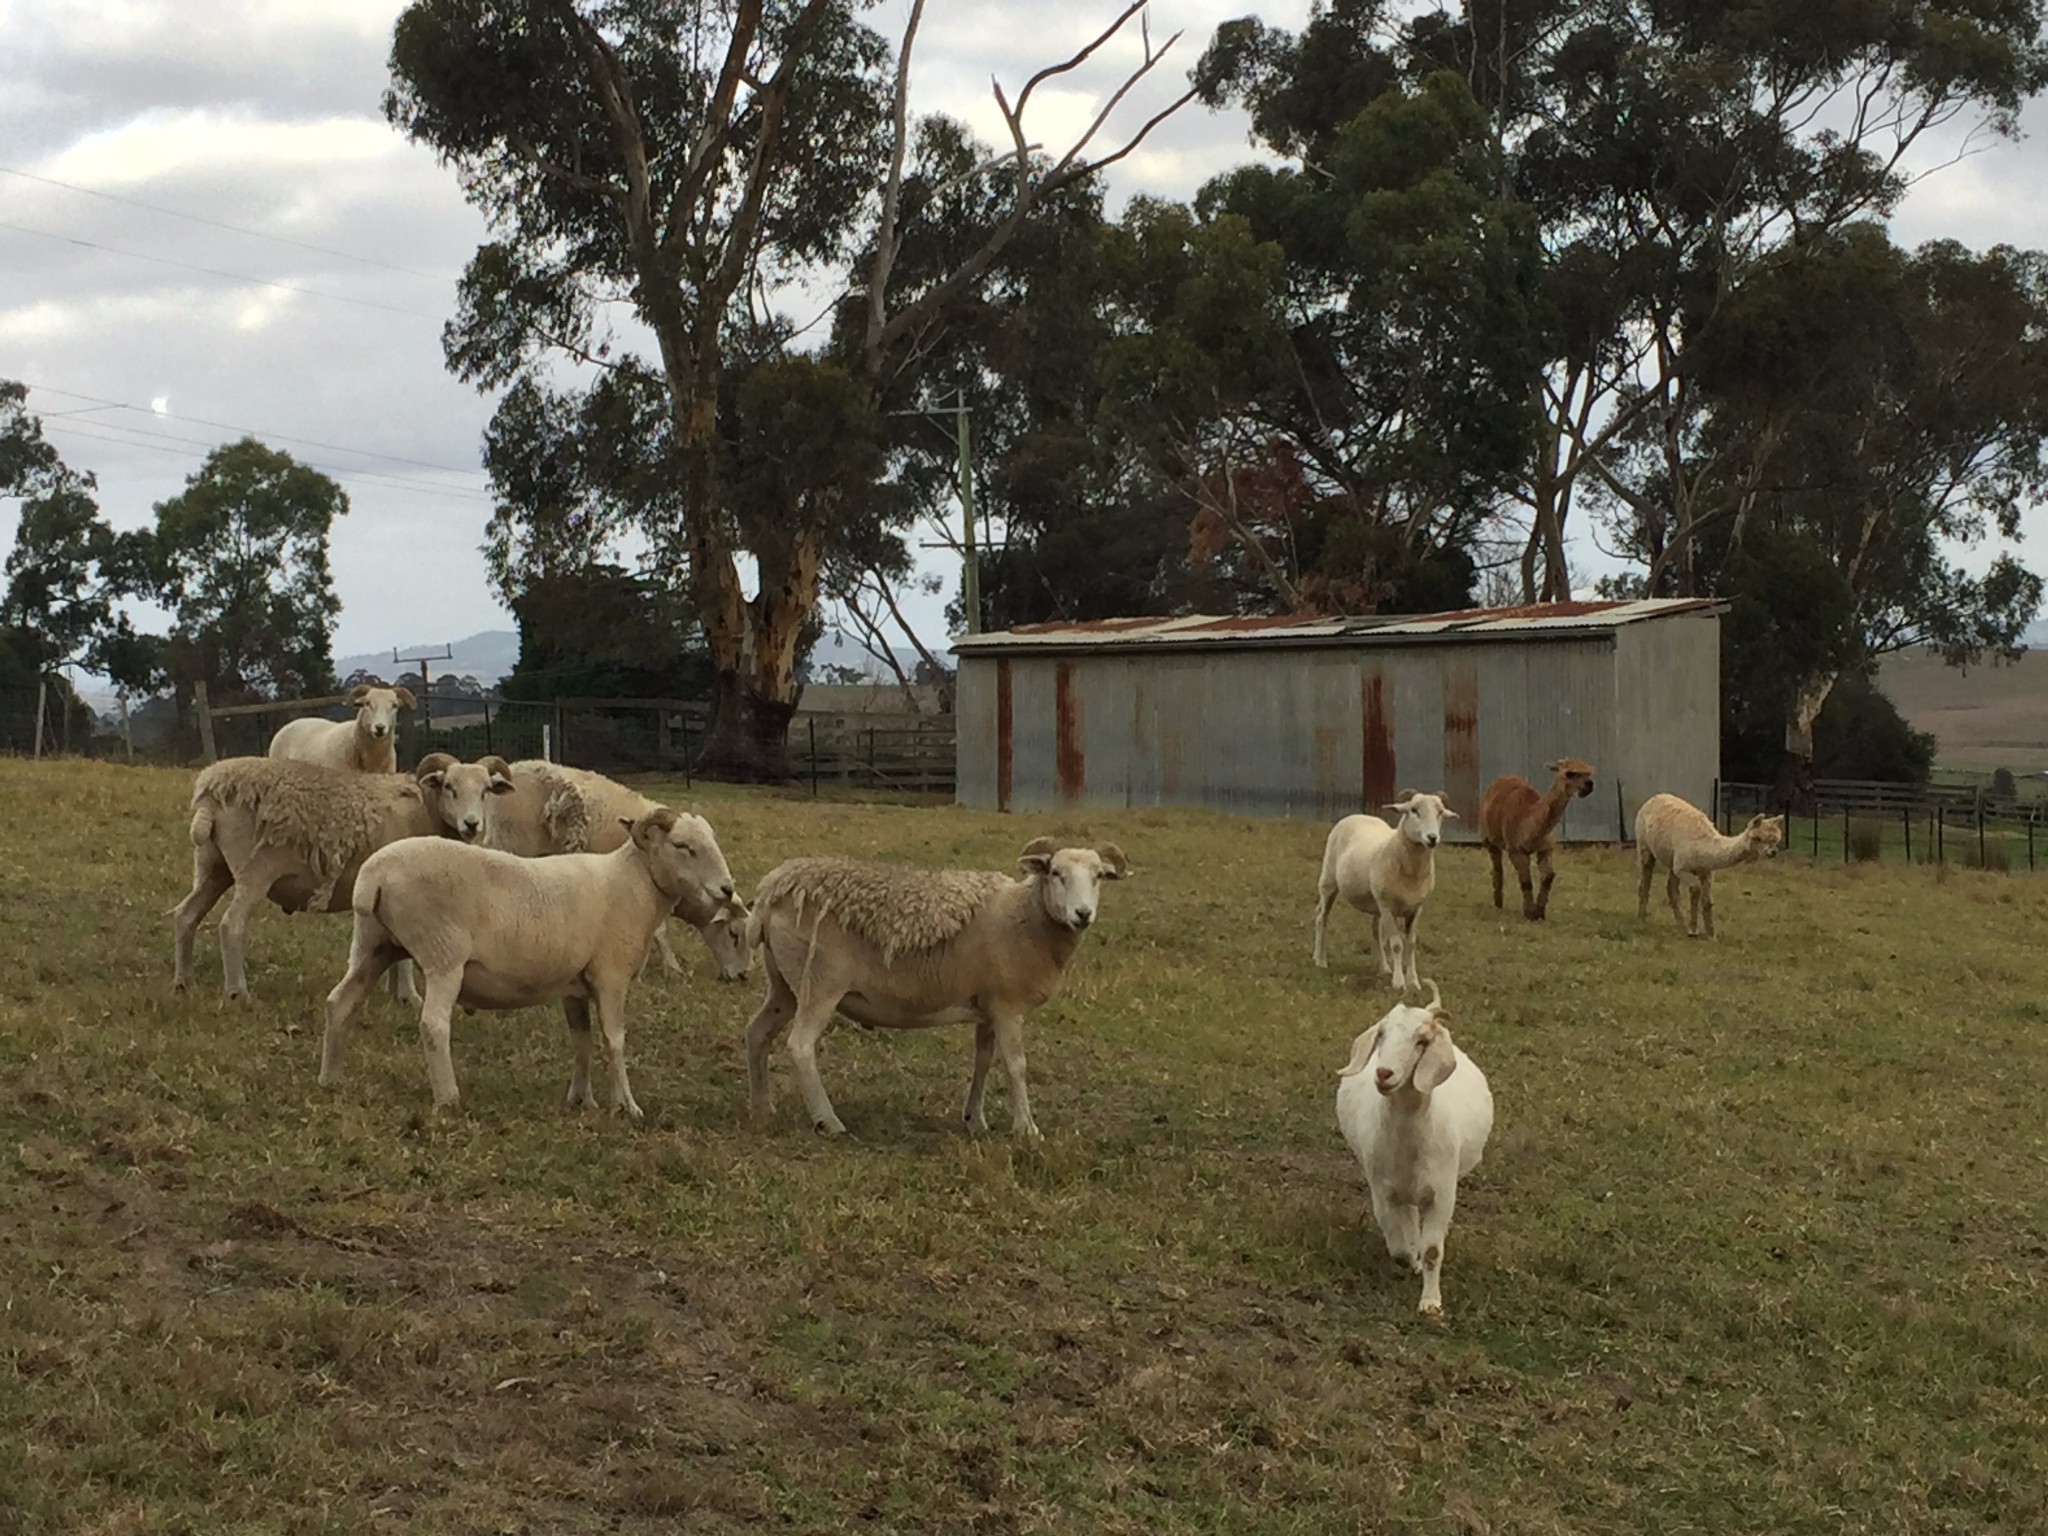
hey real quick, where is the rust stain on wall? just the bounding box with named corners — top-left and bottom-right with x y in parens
top-left (1441, 660), bottom-right (1480, 819)
top-left (1361, 668), bottom-right (1397, 809)
top-left (1055, 662), bottom-right (1085, 802)
top-left (996, 659), bottom-right (1013, 813)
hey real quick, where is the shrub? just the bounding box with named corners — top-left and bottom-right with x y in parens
top-left (1962, 841), bottom-right (2012, 873)
top-left (1992, 767), bottom-right (2017, 799)
top-left (1847, 819), bottom-right (1886, 862)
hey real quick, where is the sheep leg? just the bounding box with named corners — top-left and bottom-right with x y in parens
top-left (218, 867), bottom-right (281, 1000)
top-left (1312, 881), bottom-right (1338, 968)
top-left (416, 970), bottom-right (465, 1112)
top-left (592, 982), bottom-right (642, 1121)
top-left (785, 999), bottom-right (848, 1136)
top-left (962, 1018), bottom-right (996, 1134)
top-left (172, 848), bottom-right (233, 992)
top-left (319, 921), bottom-right (401, 1088)
top-left (1398, 911), bottom-right (1421, 993)
top-left (637, 924), bottom-right (684, 980)
top-left (1532, 848), bottom-right (1556, 920)
top-left (1635, 850), bottom-right (1656, 921)
top-left (992, 1012), bottom-right (1041, 1142)
top-left (562, 995), bottom-right (597, 1111)
top-left (1487, 845), bottom-right (1505, 909)
top-left (743, 959), bottom-right (799, 1120)
top-left (1508, 849), bottom-right (1537, 920)
top-left (1416, 1189), bottom-right (1458, 1318)
top-left (386, 960), bottom-right (421, 1007)
top-left (1698, 872), bottom-right (1716, 939)
top-left (1376, 909), bottom-right (1401, 989)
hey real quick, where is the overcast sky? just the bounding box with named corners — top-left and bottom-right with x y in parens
top-left (5, 0), bottom-right (2047, 685)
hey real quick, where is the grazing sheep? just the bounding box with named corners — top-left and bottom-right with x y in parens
top-left (481, 759), bottom-right (750, 982)
top-left (1312, 791), bottom-right (1457, 991)
top-left (1335, 980), bottom-right (1494, 1318)
top-left (318, 807), bottom-right (734, 1118)
top-left (172, 752), bottom-right (513, 1001)
top-left (1635, 793), bottom-right (1786, 938)
top-left (1478, 758), bottom-right (1596, 920)
top-left (742, 837), bottom-right (1132, 1140)
top-left (267, 684), bottom-right (417, 775)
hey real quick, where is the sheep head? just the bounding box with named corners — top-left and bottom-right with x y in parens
top-left (1018, 837), bottom-right (1133, 933)
top-left (698, 894), bottom-right (753, 981)
top-left (1338, 980), bottom-right (1458, 1097)
top-left (1384, 790), bottom-right (1457, 849)
top-left (416, 752), bottom-right (515, 842)
top-left (1744, 812), bottom-right (1787, 858)
top-left (347, 684), bottom-right (412, 742)
top-left (625, 807), bottom-right (736, 924)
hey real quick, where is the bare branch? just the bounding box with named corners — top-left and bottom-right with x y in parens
top-left (865, 0), bottom-right (928, 359)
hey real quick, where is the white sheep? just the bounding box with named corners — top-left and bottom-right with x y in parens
top-left (1312, 791), bottom-right (1457, 991)
top-left (267, 684), bottom-right (417, 775)
top-left (172, 751), bottom-right (514, 1001)
top-left (1635, 794), bottom-right (1786, 938)
top-left (481, 758), bottom-right (749, 981)
top-left (1335, 979), bottom-right (1494, 1318)
top-left (318, 806), bottom-right (735, 1118)
top-left (742, 837), bottom-right (1133, 1140)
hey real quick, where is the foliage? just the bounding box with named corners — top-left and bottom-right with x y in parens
top-left (1724, 665), bottom-right (1937, 784)
top-left (0, 624), bottom-right (96, 752)
top-left (7, 759), bottom-right (2048, 1532)
top-left (141, 438), bottom-right (348, 702)
top-left (499, 563), bottom-right (713, 702)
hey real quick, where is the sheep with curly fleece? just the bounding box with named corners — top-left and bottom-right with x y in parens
top-left (172, 752), bottom-right (512, 1001)
top-left (742, 838), bottom-right (1132, 1140)
top-left (480, 759), bottom-right (749, 981)
top-left (267, 684), bottom-right (417, 775)
top-left (1635, 793), bottom-right (1785, 938)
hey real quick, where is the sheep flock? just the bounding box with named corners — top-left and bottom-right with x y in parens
top-left (156, 704), bottom-right (1787, 1324)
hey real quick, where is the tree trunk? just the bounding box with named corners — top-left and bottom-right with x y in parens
top-left (1770, 672), bottom-right (1837, 816)
top-left (693, 524), bottom-right (825, 780)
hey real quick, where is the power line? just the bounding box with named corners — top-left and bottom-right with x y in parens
top-left (0, 165), bottom-right (456, 283)
top-left (20, 381), bottom-right (487, 478)
top-left (40, 417), bottom-right (494, 504)
top-left (0, 218), bottom-right (450, 321)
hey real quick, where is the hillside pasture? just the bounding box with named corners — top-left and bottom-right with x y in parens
top-left (2, 759), bottom-right (2045, 1534)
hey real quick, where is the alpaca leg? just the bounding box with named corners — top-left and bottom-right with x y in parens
top-left (1636, 850), bottom-right (1655, 921)
top-left (1666, 870), bottom-right (1685, 930)
top-left (1699, 871), bottom-right (1716, 939)
top-left (1509, 849), bottom-right (1537, 920)
top-left (1533, 847), bottom-right (1557, 919)
top-left (1487, 845), bottom-right (1505, 909)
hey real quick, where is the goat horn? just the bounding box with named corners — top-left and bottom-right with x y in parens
top-left (1421, 978), bottom-right (1442, 1013)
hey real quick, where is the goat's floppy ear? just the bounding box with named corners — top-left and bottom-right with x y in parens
top-left (348, 683), bottom-right (373, 705)
top-left (1415, 1026), bottom-right (1459, 1092)
top-left (1093, 842), bottom-right (1132, 879)
top-left (1019, 835), bottom-right (1060, 876)
top-left (1337, 1024), bottom-right (1383, 1079)
top-left (394, 686), bottom-right (418, 711)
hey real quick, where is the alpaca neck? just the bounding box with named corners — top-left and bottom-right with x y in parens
top-left (1691, 832), bottom-right (1758, 872)
top-left (1534, 782), bottom-right (1576, 836)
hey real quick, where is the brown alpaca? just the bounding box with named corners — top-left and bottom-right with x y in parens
top-left (1478, 758), bottom-right (1596, 920)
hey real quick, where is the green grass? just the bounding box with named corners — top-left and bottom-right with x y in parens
top-left (4, 758), bottom-right (2047, 1535)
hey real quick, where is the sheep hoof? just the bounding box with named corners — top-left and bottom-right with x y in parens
top-left (813, 1118), bottom-right (846, 1136)
top-left (1418, 1301), bottom-right (1444, 1320)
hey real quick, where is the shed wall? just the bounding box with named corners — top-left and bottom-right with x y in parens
top-left (960, 633), bottom-right (1644, 841)
top-left (1610, 614), bottom-right (1721, 830)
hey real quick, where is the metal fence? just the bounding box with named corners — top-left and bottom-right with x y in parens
top-left (1716, 778), bottom-right (2047, 873)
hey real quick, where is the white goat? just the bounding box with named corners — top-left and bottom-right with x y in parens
top-left (1335, 980), bottom-right (1494, 1317)
top-left (743, 837), bottom-right (1132, 1140)
top-left (481, 759), bottom-right (749, 981)
top-left (1312, 791), bottom-right (1456, 991)
top-left (172, 752), bottom-right (513, 1001)
top-left (319, 807), bottom-right (734, 1117)
top-left (267, 684), bottom-right (417, 775)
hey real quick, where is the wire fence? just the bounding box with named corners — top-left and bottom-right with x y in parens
top-left (1716, 779), bottom-right (2047, 873)
top-left (0, 682), bottom-right (957, 800)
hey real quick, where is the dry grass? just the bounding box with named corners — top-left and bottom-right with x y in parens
top-left (1877, 649), bottom-right (2048, 770)
top-left (4, 757), bottom-right (2047, 1535)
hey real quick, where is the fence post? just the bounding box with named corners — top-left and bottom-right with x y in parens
top-left (1936, 806), bottom-right (1944, 864)
top-left (32, 678), bottom-right (47, 759)
top-left (2029, 811), bottom-right (2036, 873)
top-left (194, 679), bottom-right (218, 763)
top-left (541, 722), bottom-right (552, 764)
top-left (1842, 806), bottom-right (1849, 863)
top-left (482, 698), bottom-right (493, 757)
top-left (119, 690), bottom-right (134, 763)
top-left (1978, 799), bottom-right (1987, 869)
top-left (1811, 801), bottom-right (1819, 859)
top-left (554, 702), bottom-right (565, 766)
top-left (809, 718), bottom-right (819, 797)
top-left (1616, 780), bottom-right (1627, 842)
top-left (680, 707), bottom-right (693, 789)
top-left (658, 707), bottom-right (672, 768)
top-left (1903, 806), bottom-right (1911, 864)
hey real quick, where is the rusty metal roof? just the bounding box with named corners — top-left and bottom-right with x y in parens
top-left (951, 597), bottom-right (1726, 655)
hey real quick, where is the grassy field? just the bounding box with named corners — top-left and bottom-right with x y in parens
top-left (4, 759), bottom-right (2047, 1535)
top-left (1877, 649), bottom-right (2048, 773)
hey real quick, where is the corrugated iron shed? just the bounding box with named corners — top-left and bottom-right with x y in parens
top-left (951, 599), bottom-right (1727, 840)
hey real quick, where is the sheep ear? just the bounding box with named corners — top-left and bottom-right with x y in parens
top-left (348, 684), bottom-right (372, 705)
top-left (1416, 1027), bottom-right (1459, 1092)
top-left (1440, 805), bottom-right (1459, 820)
top-left (394, 686), bottom-right (417, 711)
top-left (1093, 842), bottom-right (1132, 879)
top-left (1337, 1024), bottom-right (1383, 1079)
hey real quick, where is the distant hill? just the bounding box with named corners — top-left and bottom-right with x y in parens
top-left (335, 630), bottom-right (519, 687)
top-left (1876, 646), bottom-right (2048, 771)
